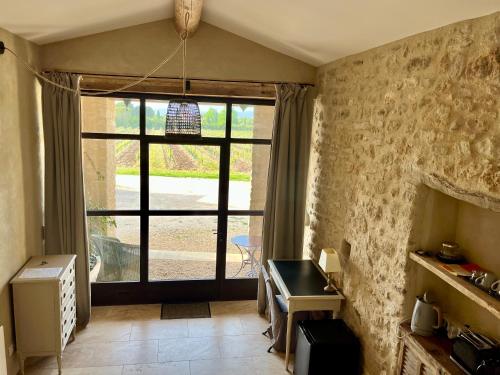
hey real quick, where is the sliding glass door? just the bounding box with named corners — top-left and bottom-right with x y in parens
top-left (81, 94), bottom-right (274, 305)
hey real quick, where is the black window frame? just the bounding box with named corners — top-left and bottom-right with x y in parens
top-left (82, 92), bottom-right (275, 305)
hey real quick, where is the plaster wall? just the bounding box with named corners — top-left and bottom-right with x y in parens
top-left (305, 12), bottom-right (500, 374)
top-left (0, 28), bottom-right (43, 375)
top-left (41, 19), bottom-right (315, 84)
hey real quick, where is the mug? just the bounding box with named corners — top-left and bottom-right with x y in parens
top-left (475, 272), bottom-right (497, 290)
top-left (490, 280), bottom-right (500, 297)
top-left (470, 270), bottom-right (485, 283)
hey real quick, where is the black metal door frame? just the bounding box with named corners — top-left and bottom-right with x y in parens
top-left (83, 92), bottom-right (274, 305)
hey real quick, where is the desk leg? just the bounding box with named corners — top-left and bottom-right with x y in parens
top-left (285, 309), bottom-right (294, 372)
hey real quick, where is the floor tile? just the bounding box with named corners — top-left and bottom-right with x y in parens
top-left (75, 321), bottom-right (132, 343)
top-left (92, 304), bottom-right (161, 321)
top-left (25, 302), bottom-right (286, 374)
top-left (131, 319), bottom-right (188, 340)
top-left (218, 334), bottom-right (270, 358)
top-left (209, 300), bottom-right (257, 316)
top-left (26, 366), bottom-right (123, 375)
top-left (239, 313), bottom-right (269, 334)
top-left (38, 340), bottom-right (158, 368)
top-left (252, 353), bottom-right (291, 374)
top-left (158, 337), bottom-right (220, 362)
top-left (123, 361), bottom-right (190, 375)
top-left (188, 357), bottom-right (256, 375)
top-left (188, 317), bottom-right (242, 337)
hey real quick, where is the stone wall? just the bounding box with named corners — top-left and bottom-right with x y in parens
top-left (305, 12), bottom-right (500, 374)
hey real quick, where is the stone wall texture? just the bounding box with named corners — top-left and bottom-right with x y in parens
top-left (305, 12), bottom-right (500, 374)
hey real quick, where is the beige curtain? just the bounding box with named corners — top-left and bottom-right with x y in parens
top-left (258, 84), bottom-right (313, 314)
top-left (42, 72), bottom-right (91, 327)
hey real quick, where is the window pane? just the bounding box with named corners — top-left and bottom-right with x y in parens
top-left (228, 144), bottom-right (270, 210)
top-left (231, 104), bottom-right (274, 139)
top-left (149, 216), bottom-right (218, 281)
top-left (226, 216), bottom-right (263, 279)
top-left (82, 97), bottom-right (140, 134)
top-left (88, 216), bottom-right (140, 282)
top-left (149, 144), bottom-right (220, 210)
top-left (200, 102), bottom-right (226, 137)
top-left (146, 100), bottom-right (226, 137)
top-left (83, 139), bottom-right (140, 210)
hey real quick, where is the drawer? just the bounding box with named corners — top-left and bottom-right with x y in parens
top-left (61, 294), bottom-right (76, 321)
top-left (61, 294), bottom-right (76, 317)
top-left (61, 312), bottom-right (76, 348)
top-left (61, 282), bottom-right (75, 307)
top-left (61, 265), bottom-right (75, 294)
top-left (62, 307), bottom-right (75, 333)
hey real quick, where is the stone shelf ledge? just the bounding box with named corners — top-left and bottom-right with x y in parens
top-left (409, 252), bottom-right (500, 320)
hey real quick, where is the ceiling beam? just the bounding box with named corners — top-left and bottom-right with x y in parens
top-left (175, 0), bottom-right (203, 37)
top-left (80, 75), bottom-right (276, 99)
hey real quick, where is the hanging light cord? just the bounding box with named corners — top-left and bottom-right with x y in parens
top-left (2, 36), bottom-right (184, 95)
top-left (180, 0), bottom-right (192, 97)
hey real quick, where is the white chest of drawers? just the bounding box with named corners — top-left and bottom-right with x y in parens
top-left (10, 255), bottom-right (77, 375)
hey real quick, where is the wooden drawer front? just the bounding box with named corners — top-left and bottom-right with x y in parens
top-left (399, 342), bottom-right (441, 375)
top-left (61, 293), bottom-right (76, 317)
top-left (61, 294), bottom-right (76, 322)
top-left (61, 280), bottom-right (75, 308)
top-left (61, 263), bottom-right (75, 295)
top-left (400, 344), bottom-right (422, 375)
top-left (61, 312), bottom-right (75, 349)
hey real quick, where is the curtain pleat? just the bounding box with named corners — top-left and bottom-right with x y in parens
top-left (42, 72), bottom-right (91, 327)
top-left (257, 84), bottom-right (313, 314)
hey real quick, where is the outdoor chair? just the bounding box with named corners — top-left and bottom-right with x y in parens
top-left (90, 234), bottom-right (140, 282)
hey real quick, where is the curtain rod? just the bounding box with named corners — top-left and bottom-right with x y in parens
top-left (41, 70), bottom-right (315, 87)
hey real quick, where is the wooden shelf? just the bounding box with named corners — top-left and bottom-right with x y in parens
top-left (409, 252), bottom-right (500, 320)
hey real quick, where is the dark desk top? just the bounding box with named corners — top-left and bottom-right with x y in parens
top-left (270, 260), bottom-right (338, 296)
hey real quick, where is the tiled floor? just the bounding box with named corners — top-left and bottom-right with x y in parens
top-left (25, 301), bottom-right (291, 375)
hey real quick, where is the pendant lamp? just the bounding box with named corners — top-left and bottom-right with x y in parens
top-left (165, 2), bottom-right (201, 137)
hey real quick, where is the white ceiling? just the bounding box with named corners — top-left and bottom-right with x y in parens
top-left (1, 0), bottom-right (499, 66)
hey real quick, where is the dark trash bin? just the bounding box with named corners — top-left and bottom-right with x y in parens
top-left (294, 319), bottom-right (361, 375)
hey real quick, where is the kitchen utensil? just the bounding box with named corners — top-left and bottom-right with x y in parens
top-left (411, 292), bottom-right (442, 336)
top-left (437, 241), bottom-right (465, 263)
top-left (490, 280), bottom-right (500, 299)
top-left (471, 270), bottom-right (486, 283)
top-left (451, 329), bottom-right (499, 375)
top-left (475, 272), bottom-right (497, 290)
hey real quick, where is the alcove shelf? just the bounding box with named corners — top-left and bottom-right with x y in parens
top-left (409, 252), bottom-right (500, 320)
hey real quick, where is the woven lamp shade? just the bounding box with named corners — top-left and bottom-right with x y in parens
top-left (165, 99), bottom-right (201, 137)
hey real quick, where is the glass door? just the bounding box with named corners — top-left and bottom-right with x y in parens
top-left (147, 143), bottom-right (221, 282)
top-left (82, 94), bottom-right (274, 305)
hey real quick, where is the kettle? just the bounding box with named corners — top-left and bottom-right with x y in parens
top-left (411, 292), bottom-right (442, 336)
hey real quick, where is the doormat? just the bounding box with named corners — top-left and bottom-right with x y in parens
top-left (161, 302), bottom-right (211, 319)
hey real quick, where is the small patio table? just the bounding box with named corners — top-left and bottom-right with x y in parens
top-left (231, 235), bottom-right (262, 277)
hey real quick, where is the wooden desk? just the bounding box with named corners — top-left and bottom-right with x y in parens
top-left (268, 260), bottom-right (345, 371)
